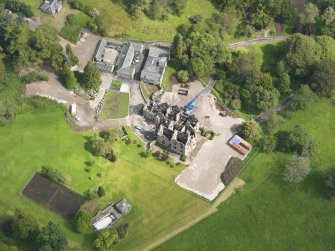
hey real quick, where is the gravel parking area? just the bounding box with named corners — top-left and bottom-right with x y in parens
top-left (165, 81), bottom-right (245, 201)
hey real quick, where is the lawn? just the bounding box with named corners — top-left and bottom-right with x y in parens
top-left (111, 80), bottom-right (122, 91)
top-left (156, 99), bottom-right (335, 251)
top-left (0, 106), bottom-right (211, 250)
top-left (99, 91), bottom-right (129, 120)
top-left (23, 0), bottom-right (217, 41)
top-left (140, 82), bottom-right (159, 101)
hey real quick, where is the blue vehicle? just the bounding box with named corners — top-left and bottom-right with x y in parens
top-left (183, 86), bottom-right (209, 116)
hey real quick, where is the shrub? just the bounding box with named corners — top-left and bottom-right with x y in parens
top-left (65, 44), bottom-right (79, 66)
top-left (260, 135), bottom-right (277, 153)
top-left (41, 166), bottom-right (65, 184)
top-left (116, 224), bottom-right (129, 239)
top-left (176, 70), bottom-right (189, 83)
top-left (220, 157), bottom-right (244, 185)
top-left (160, 153), bottom-right (169, 161)
top-left (325, 167), bottom-right (335, 199)
top-left (84, 189), bottom-right (98, 201)
top-left (180, 155), bottom-right (187, 162)
top-left (86, 160), bottom-right (95, 166)
top-left (94, 229), bottom-right (119, 251)
top-left (106, 151), bottom-right (117, 163)
top-left (133, 140), bottom-right (137, 145)
top-left (153, 151), bottom-right (161, 158)
top-left (74, 210), bottom-right (91, 233)
top-left (11, 209), bottom-right (39, 240)
top-left (97, 186), bottom-right (105, 197)
top-left (21, 72), bottom-right (48, 84)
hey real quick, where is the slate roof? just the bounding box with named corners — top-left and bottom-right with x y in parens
top-left (40, 0), bottom-right (62, 15)
top-left (141, 47), bottom-right (169, 86)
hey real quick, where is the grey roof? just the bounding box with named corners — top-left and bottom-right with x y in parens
top-left (141, 47), bottom-right (169, 85)
top-left (93, 39), bottom-right (122, 73)
top-left (116, 43), bottom-right (143, 80)
top-left (40, 0), bottom-right (62, 15)
top-left (114, 199), bottom-right (131, 214)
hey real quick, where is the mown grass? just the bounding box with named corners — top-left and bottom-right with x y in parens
top-left (156, 99), bottom-right (335, 251)
top-left (99, 91), bottom-right (129, 120)
top-left (0, 106), bottom-right (211, 250)
top-left (140, 82), bottom-right (159, 101)
top-left (111, 80), bottom-right (122, 91)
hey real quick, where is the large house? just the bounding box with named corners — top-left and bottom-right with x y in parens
top-left (40, 0), bottom-right (62, 15)
top-left (143, 102), bottom-right (199, 156)
top-left (140, 47), bottom-right (169, 86)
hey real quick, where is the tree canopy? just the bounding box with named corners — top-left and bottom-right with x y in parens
top-left (11, 208), bottom-right (39, 240)
top-left (37, 222), bottom-right (67, 251)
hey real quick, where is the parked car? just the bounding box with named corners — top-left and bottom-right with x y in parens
top-left (75, 116), bottom-right (81, 122)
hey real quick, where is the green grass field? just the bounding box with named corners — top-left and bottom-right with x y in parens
top-left (156, 99), bottom-right (335, 250)
top-left (140, 82), bottom-right (159, 101)
top-left (59, 13), bottom-right (91, 43)
top-left (0, 106), bottom-right (211, 250)
top-left (111, 80), bottom-right (122, 91)
top-left (23, 0), bottom-right (217, 41)
top-left (99, 91), bottom-right (129, 120)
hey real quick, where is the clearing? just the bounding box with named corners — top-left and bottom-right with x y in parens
top-left (155, 99), bottom-right (335, 251)
top-left (0, 107), bottom-right (211, 250)
top-left (99, 91), bottom-right (129, 120)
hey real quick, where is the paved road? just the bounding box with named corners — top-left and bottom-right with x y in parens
top-left (229, 36), bottom-right (288, 48)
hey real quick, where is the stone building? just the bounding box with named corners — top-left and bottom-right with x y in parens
top-left (143, 101), bottom-right (199, 156)
top-left (40, 0), bottom-right (62, 15)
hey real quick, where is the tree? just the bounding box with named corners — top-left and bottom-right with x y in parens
top-left (315, 35), bottom-right (335, 60)
top-left (250, 6), bottom-right (271, 30)
top-left (97, 186), bottom-right (105, 197)
top-left (274, 73), bottom-right (291, 95)
top-left (94, 229), bottom-right (119, 251)
top-left (270, 0), bottom-right (296, 24)
top-left (176, 70), bottom-right (189, 82)
top-left (319, 7), bottom-right (335, 36)
top-left (260, 135), bottom-right (277, 152)
top-left (62, 63), bottom-right (77, 89)
top-left (11, 209), bottom-right (39, 240)
top-left (279, 125), bottom-right (315, 155)
top-left (310, 59), bottom-right (335, 97)
top-left (238, 121), bottom-right (262, 141)
top-left (325, 167), bottom-right (335, 199)
top-left (74, 210), bottom-right (91, 233)
top-left (285, 33), bottom-right (321, 77)
top-left (90, 134), bottom-right (110, 156)
top-left (83, 61), bottom-right (101, 92)
top-left (37, 222), bottom-right (67, 251)
top-left (289, 85), bottom-right (316, 111)
top-left (283, 155), bottom-right (310, 184)
top-left (299, 3), bottom-right (319, 24)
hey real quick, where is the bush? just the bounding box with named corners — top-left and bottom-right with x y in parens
top-left (180, 155), bottom-right (187, 162)
top-left (176, 70), bottom-right (189, 83)
top-left (5, 0), bottom-right (33, 18)
top-left (11, 209), bottom-right (39, 240)
top-left (140, 150), bottom-right (151, 158)
top-left (153, 151), bottom-right (161, 158)
top-left (106, 151), bottom-right (117, 163)
top-left (325, 167), bottom-right (335, 199)
top-left (84, 189), bottom-right (98, 201)
top-left (74, 210), bottom-right (91, 233)
top-left (94, 229), bottom-right (119, 251)
top-left (21, 72), bottom-right (48, 84)
top-left (86, 160), bottom-right (95, 166)
top-left (116, 224), bottom-right (129, 239)
top-left (97, 186), bottom-right (105, 197)
top-left (220, 157), bottom-right (244, 185)
top-left (66, 44), bottom-right (79, 66)
top-left (160, 153), bottom-right (169, 161)
top-left (41, 166), bottom-right (65, 184)
top-left (260, 136), bottom-right (277, 152)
